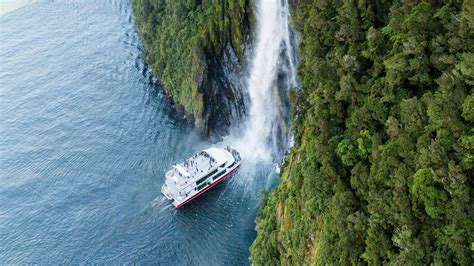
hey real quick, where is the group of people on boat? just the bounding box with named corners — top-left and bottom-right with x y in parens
top-left (181, 151), bottom-right (217, 177)
top-left (162, 146), bottom-right (243, 207)
top-left (183, 159), bottom-right (194, 170)
top-left (226, 146), bottom-right (241, 161)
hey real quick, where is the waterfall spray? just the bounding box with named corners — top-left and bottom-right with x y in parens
top-left (236, 0), bottom-right (297, 162)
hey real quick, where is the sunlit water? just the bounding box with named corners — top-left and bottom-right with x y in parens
top-left (0, 1), bottom-right (277, 263)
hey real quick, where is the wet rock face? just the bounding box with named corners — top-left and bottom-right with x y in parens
top-left (201, 43), bottom-right (248, 138)
top-left (132, 0), bottom-right (254, 139)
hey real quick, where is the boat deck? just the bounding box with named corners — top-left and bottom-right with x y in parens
top-left (180, 151), bottom-right (217, 179)
top-left (165, 148), bottom-right (232, 192)
top-left (166, 151), bottom-right (219, 187)
top-left (162, 146), bottom-right (242, 208)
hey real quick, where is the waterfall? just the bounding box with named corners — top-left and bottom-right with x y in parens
top-left (236, 0), bottom-right (298, 162)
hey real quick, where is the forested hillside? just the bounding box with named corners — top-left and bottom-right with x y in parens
top-left (251, 0), bottom-right (473, 264)
top-left (133, 0), bottom-right (253, 135)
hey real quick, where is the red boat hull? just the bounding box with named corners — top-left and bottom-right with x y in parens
top-left (175, 164), bottom-right (241, 208)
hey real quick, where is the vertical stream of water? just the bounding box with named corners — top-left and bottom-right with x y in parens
top-left (237, 0), bottom-right (297, 162)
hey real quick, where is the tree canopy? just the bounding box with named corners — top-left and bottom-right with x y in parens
top-left (251, 0), bottom-right (473, 264)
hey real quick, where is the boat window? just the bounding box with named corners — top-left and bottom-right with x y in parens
top-left (196, 169), bottom-right (218, 185)
top-left (228, 162), bottom-right (236, 168)
top-left (197, 182), bottom-right (208, 191)
top-left (213, 170), bottom-right (226, 180)
top-left (196, 177), bottom-right (206, 186)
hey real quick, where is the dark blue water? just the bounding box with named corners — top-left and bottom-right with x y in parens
top-left (0, 1), bottom-right (276, 263)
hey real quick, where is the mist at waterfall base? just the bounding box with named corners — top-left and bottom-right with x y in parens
top-left (233, 0), bottom-right (298, 163)
top-left (0, 1), bottom-right (282, 264)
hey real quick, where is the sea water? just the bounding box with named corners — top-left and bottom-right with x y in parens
top-left (0, 1), bottom-right (277, 263)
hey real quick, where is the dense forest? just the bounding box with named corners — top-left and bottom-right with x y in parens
top-left (133, 0), bottom-right (473, 264)
top-left (251, 0), bottom-right (473, 264)
top-left (133, 0), bottom-right (253, 135)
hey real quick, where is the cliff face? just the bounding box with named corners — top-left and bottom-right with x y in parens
top-left (251, 1), bottom-right (473, 265)
top-left (134, 0), bottom-right (473, 264)
top-left (133, 0), bottom-right (253, 136)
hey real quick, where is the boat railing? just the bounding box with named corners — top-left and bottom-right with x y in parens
top-left (225, 146), bottom-right (242, 162)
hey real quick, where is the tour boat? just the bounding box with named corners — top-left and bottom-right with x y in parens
top-left (161, 146), bottom-right (242, 208)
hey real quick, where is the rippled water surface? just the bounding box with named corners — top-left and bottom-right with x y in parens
top-left (0, 1), bottom-right (276, 263)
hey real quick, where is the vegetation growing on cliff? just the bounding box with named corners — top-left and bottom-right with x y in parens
top-left (251, 0), bottom-right (473, 264)
top-left (133, 0), bottom-right (252, 131)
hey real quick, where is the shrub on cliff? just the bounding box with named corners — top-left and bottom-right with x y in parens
top-left (133, 0), bottom-right (253, 133)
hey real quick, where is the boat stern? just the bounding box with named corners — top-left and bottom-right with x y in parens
top-left (161, 183), bottom-right (185, 208)
top-left (161, 184), bottom-right (173, 200)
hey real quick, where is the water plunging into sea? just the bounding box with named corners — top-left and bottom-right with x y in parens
top-left (0, 0), bottom-right (296, 264)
